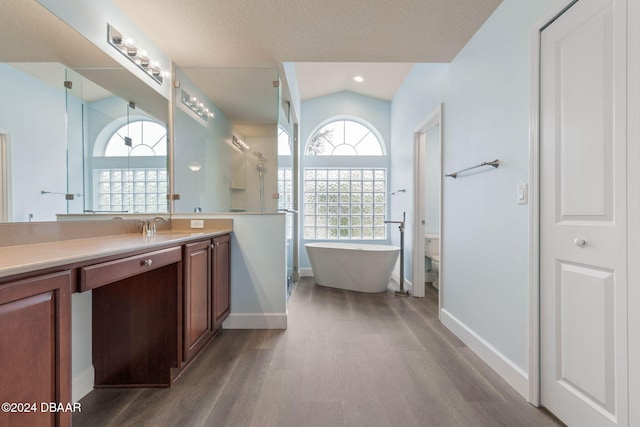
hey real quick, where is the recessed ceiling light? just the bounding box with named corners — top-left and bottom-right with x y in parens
top-left (353, 75), bottom-right (364, 83)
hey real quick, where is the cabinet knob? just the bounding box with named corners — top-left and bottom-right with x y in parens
top-left (141, 259), bottom-right (153, 266)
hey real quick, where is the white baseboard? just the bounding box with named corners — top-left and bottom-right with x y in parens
top-left (299, 268), bottom-right (313, 277)
top-left (440, 308), bottom-right (529, 399)
top-left (390, 271), bottom-right (413, 294)
top-left (72, 366), bottom-right (94, 402)
top-left (222, 313), bottom-right (287, 329)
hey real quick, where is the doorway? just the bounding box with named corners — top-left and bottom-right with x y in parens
top-left (412, 105), bottom-right (442, 305)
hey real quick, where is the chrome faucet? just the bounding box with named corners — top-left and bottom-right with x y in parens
top-left (140, 216), bottom-right (168, 235)
top-left (150, 216), bottom-right (169, 234)
top-left (384, 212), bottom-right (408, 296)
top-left (139, 218), bottom-right (151, 235)
top-left (383, 218), bottom-right (405, 232)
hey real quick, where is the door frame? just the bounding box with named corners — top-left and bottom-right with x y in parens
top-left (528, 0), bottom-right (579, 406)
top-left (0, 133), bottom-right (10, 222)
top-left (412, 104), bottom-right (442, 305)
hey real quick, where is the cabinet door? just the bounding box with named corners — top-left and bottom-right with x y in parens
top-left (183, 240), bottom-right (212, 362)
top-left (0, 271), bottom-right (71, 427)
top-left (212, 234), bottom-right (230, 329)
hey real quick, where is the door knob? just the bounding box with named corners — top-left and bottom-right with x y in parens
top-left (574, 238), bottom-right (587, 247)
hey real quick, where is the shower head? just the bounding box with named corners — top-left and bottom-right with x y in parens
top-left (253, 152), bottom-right (266, 162)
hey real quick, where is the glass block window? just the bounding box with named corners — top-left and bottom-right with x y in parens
top-left (95, 168), bottom-right (168, 213)
top-left (303, 168), bottom-right (386, 239)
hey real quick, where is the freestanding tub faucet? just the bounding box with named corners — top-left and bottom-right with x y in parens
top-left (384, 211), bottom-right (409, 296)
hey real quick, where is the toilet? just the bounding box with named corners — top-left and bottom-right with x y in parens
top-left (425, 234), bottom-right (440, 289)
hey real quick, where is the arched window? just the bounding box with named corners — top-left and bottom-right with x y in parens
top-left (305, 119), bottom-right (384, 156)
top-left (103, 121), bottom-right (167, 157)
top-left (93, 120), bottom-right (168, 213)
top-left (303, 118), bottom-right (387, 240)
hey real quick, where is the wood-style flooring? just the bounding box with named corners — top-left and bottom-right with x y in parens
top-left (74, 278), bottom-right (563, 427)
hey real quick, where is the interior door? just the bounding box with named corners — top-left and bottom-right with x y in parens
top-left (540, 0), bottom-right (628, 426)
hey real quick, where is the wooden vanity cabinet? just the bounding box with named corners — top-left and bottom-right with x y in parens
top-left (212, 234), bottom-right (231, 329)
top-left (182, 234), bottom-right (231, 363)
top-left (0, 271), bottom-right (72, 427)
top-left (183, 240), bottom-right (214, 363)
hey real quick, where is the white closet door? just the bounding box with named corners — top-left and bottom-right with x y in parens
top-left (540, 0), bottom-right (628, 426)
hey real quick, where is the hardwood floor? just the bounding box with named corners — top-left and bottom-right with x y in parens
top-left (74, 278), bottom-right (563, 427)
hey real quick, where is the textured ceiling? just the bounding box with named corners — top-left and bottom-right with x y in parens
top-left (114, 0), bottom-right (501, 66)
top-left (0, 0), bottom-right (117, 67)
top-left (114, 0), bottom-right (502, 101)
top-left (4, 0), bottom-right (501, 124)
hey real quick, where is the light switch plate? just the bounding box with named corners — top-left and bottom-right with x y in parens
top-left (518, 183), bottom-right (528, 205)
top-left (190, 219), bottom-right (204, 229)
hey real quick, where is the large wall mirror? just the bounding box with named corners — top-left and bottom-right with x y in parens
top-left (0, 1), bottom-right (169, 223)
top-left (172, 67), bottom-right (281, 213)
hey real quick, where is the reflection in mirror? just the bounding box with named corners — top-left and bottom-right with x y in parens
top-left (172, 67), bottom-right (280, 213)
top-left (0, 1), bottom-right (169, 223)
top-left (68, 69), bottom-right (169, 215)
top-left (0, 63), bottom-right (168, 222)
top-left (0, 62), bottom-right (67, 222)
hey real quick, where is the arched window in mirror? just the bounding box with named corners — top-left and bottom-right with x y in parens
top-left (303, 118), bottom-right (387, 240)
top-left (104, 121), bottom-right (167, 157)
top-left (93, 119), bottom-right (168, 213)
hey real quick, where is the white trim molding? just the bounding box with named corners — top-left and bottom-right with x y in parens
top-left (222, 313), bottom-right (287, 329)
top-left (528, 0), bottom-right (579, 407)
top-left (441, 309), bottom-right (529, 399)
top-left (72, 366), bottom-right (95, 403)
top-left (412, 105), bottom-right (443, 304)
top-left (299, 267), bottom-right (313, 277)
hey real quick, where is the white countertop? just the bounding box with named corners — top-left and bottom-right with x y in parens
top-left (0, 229), bottom-right (232, 279)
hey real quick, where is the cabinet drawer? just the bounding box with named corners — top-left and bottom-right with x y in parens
top-left (80, 246), bottom-right (182, 291)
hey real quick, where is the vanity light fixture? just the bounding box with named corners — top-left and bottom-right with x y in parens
top-left (232, 136), bottom-right (249, 151)
top-left (108, 24), bottom-right (165, 85)
top-left (181, 89), bottom-right (215, 121)
top-left (353, 75), bottom-right (364, 83)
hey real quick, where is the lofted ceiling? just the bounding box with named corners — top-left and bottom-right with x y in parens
top-left (114, 0), bottom-right (502, 103)
top-left (4, 0), bottom-right (502, 125)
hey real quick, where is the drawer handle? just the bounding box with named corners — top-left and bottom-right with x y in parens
top-left (141, 259), bottom-right (153, 267)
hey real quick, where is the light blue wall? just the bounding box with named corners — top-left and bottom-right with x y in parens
top-left (0, 64), bottom-right (67, 222)
top-left (299, 91), bottom-right (391, 270)
top-left (390, 0), bottom-right (560, 373)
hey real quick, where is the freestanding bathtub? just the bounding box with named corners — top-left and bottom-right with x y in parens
top-left (305, 242), bottom-right (400, 293)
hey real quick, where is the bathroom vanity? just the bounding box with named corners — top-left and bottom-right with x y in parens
top-left (0, 226), bottom-right (231, 427)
